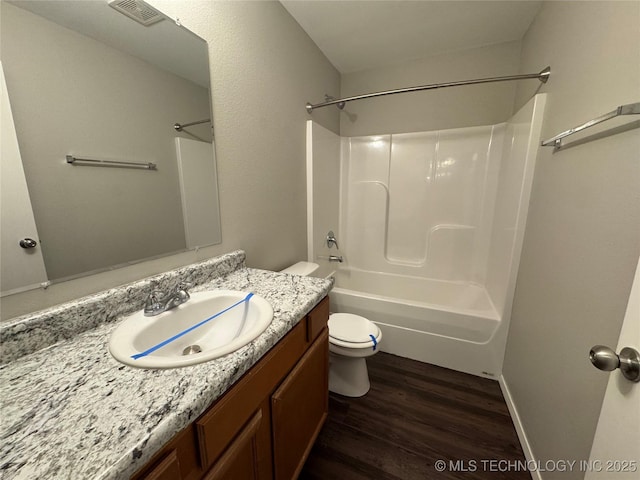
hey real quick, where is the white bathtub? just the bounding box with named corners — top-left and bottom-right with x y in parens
top-left (329, 268), bottom-right (506, 378)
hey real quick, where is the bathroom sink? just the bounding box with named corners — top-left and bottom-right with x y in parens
top-left (108, 290), bottom-right (273, 369)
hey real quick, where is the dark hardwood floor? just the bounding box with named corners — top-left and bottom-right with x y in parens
top-left (300, 352), bottom-right (529, 480)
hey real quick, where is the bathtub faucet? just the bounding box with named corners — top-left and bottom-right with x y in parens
top-left (326, 231), bottom-right (339, 249)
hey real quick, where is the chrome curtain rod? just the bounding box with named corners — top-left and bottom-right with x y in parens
top-left (174, 118), bottom-right (211, 131)
top-left (306, 66), bottom-right (551, 113)
top-left (66, 155), bottom-right (157, 170)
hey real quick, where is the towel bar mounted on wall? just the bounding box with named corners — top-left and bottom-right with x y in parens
top-left (66, 155), bottom-right (157, 170)
top-left (541, 102), bottom-right (640, 149)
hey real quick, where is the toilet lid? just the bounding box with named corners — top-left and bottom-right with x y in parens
top-left (329, 313), bottom-right (380, 344)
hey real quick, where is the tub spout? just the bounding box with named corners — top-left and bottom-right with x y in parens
top-left (318, 254), bottom-right (344, 263)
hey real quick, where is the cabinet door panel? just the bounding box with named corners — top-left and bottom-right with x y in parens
top-left (203, 409), bottom-right (262, 480)
top-left (132, 425), bottom-right (200, 480)
top-left (138, 450), bottom-right (181, 480)
top-left (272, 329), bottom-right (329, 480)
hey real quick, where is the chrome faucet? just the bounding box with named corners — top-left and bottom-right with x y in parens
top-left (317, 254), bottom-right (344, 263)
top-left (326, 230), bottom-right (339, 249)
top-left (144, 282), bottom-right (192, 316)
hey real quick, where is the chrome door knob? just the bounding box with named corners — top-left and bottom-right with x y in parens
top-left (590, 346), bottom-right (620, 371)
top-left (590, 345), bottom-right (640, 382)
top-left (19, 238), bottom-right (38, 249)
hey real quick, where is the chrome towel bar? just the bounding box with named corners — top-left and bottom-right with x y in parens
top-left (541, 102), bottom-right (640, 148)
top-left (66, 155), bottom-right (157, 170)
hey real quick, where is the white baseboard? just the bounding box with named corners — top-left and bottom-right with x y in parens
top-left (499, 375), bottom-right (541, 480)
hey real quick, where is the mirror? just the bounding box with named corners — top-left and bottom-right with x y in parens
top-left (1, 0), bottom-right (221, 286)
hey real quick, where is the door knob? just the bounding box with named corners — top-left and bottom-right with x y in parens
top-left (19, 238), bottom-right (38, 249)
top-left (589, 345), bottom-right (640, 382)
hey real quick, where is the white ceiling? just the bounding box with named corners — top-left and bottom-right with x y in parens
top-left (280, 0), bottom-right (542, 74)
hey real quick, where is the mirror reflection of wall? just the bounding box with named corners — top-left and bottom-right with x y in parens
top-left (1, 0), bottom-right (220, 287)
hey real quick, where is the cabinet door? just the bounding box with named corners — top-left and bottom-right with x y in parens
top-left (131, 425), bottom-right (200, 480)
top-left (137, 450), bottom-right (182, 480)
top-left (272, 329), bottom-right (329, 480)
top-left (203, 409), bottom-right (263, 480)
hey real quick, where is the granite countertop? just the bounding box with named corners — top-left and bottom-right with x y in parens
top-left (0, 252), bottom-right (332, 479)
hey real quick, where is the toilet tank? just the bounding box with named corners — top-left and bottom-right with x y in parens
top-left (280, 261), bottom-right (319, 276)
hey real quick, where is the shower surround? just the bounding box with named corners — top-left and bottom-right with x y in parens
top-left (307, 94), bottom-right (546, 377)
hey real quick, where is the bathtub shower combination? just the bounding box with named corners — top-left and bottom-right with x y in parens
top-left (307, 94), bottom-right (546, 377)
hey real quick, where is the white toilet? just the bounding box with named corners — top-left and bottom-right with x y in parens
top-left (327, 312), bottom-right (382, 397)
top-left (280, 262), bottom-right (382, 397)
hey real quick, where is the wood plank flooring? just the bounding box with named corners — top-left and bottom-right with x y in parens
top-left (300, 352), bottom-right (529, 480)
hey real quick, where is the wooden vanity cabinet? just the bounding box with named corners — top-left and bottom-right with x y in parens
top-left (132, 296), bottom-right (329, 480)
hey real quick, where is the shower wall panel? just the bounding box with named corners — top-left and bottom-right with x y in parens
top-left (341, 125), bottom-right (504, 283)
top-left (306, 121), bottom-right (341, 278)
top-left (486, 97), bottom-right (544, 317)
top-left (387, 132), bottom-right (435, 264)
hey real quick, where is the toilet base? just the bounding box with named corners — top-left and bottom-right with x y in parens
top-left (328, 352), bottom-right (371, 397)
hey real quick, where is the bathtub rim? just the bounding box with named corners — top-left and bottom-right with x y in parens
top-left (330, 266), bottom-right (501, 322)
top-left (331, 283), bottom-right (504, 346)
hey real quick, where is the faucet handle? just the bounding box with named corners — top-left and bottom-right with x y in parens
top-left (144, 290), bottom-right (165, 316)
top-left (173, 282), bottom-right (192, 302)
top-left (173, 281), bottom-right (193, 295)
top-left (146, 290), bottom-right (163, 301)
top-left (326, 230), bottom-right (339, 249)
top-left (174, 281), bottom-right (192, 292)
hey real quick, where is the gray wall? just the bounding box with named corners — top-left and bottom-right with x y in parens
top-left (2, 2), bottom-right (211, 281)
top-left (1, 0), bottom-right (340, 320)
top-left (504, 1), bottom-right (640, 476)
top-left (189, 0), bottom-right (340, 267)
top-left (339, 41), bottom-right (522, 136)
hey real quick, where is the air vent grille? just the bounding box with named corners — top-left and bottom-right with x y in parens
top-left (108, 0), bottom-right (164, 26)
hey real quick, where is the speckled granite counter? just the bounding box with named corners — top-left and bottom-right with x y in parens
top-left (0, 251), bottom-right (332, 479)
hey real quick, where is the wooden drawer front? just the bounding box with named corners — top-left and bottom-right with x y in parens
top-left (196, 321), bottom-right (307, 470)
top-left (306, 296), bottom-right (329, 343)
top-left (272, 329), bottom-right (329, 480)
top-left (202, 409), bottom-right (262, 480)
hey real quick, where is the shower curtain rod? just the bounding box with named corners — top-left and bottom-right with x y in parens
top-left (173, 118), bottom-right (211, 131)
top-left (305, 66), bottom-right (551, 113)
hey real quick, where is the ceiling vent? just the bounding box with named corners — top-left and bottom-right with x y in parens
top-left (108, 0), bottom-right (165, 26)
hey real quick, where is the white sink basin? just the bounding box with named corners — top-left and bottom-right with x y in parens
top-left (109, 290), bottom-right (273, 369)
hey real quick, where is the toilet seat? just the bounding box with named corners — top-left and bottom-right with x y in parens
top-left (329, 313), bottom-right (381, 349)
